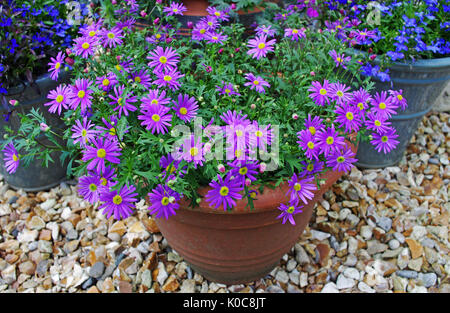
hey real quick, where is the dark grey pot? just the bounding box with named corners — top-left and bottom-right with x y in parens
top-left (355, 56), bottom-right (450, 169)
top-left (0, 70), bottom-right (71, 191)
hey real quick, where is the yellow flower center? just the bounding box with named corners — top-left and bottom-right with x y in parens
top-left (155, 34), bottom-right (162, 39)
top-left (102, 78), bottom-right (110, 86)
top-left (200, 29), bottom-right (206, 34)
top-left (151, 99), bottom-right (159, 105)
top-left (374, 120), bottom-right (381, 126)
top-left (166, 165), bottom-right (176, 174)
top-left (326, 136), bottom-right (334, 145)
top-left (113, 195), bottom-right (122, 205)
top-left (179, 107), bottom-right (188, 115)
top-left (337, 57), bottom-right (343, 63)
top-left (308, 126), bottom-right (316, 135)
top-left (97, 148), bottom-right (106, 158)
top-left (307, 141), bottom-right (315, 149)
top-left (319, 88), bottom-right (327, 95)
top-left (219, 186), bottom-right (229, 196)
top-left (214, 11), bottom-right (221, 17)
top-left (89, 30), bottom-right (96, 37)
top-left (292, 29), bottom-right (298, 34)
top-left (115, 65), bottom-right (122, 71)
top-left (152, 114), bottom-right (161, 122)
top-left (337, 91), bottom-right (344, 97)
top-left (255, 130), bottom-right (263, 137)
top-left (346, 112), bottom-right (354, 121)
top-left (235, 130), bottom-right (243, 137)
top-left (253, 80), bottom-right (259, 85)
top-left (337, 156), bottom-right (345, 163)
top-left (13, 154), bottom-right (18, 162)
top-left (258, 43), bottom-right (266, 49)
top-left (379, 102), bottom-right (386, 109)
top-left (134, 76), bottom-right (141, 83)
top-left (118, 98), bottom-right (123, 106)
top-left (82, 42), bottom-right (90, 50)
top-left (239, 167), bottom-right (248, 175)
top-left (397, 95), bottom-right (403, 101)
top-left (89, 183), bottom-right (97, 192)
top-left (381, 136), bottom-right (388, 142)
top-left (235, 149), bottom-right (243, 158)
top-left (163, 75), bottom-right (172, 82)
top-left (159, 56), bottom-right (167, 64)
top-left (56, 95), bottom-right (64, 103)
top-left (225, 88), bottom-right (231, 94)
top-left (357, 102), bottom-right (364, 110)
top-left (161, 197), bottom-right (169, 206)
top-left (173, 8), bottom-right (178, 12)
top-left (287, 206), bottom-right (295, 214)
top-left (250, 192), bottom-right (257, 199)
top-left (190, 147), bottom-right (199, 156)
top-left (109, 128), bottom-right (116, 136)
top-left (100, 178), bottom-right (107, 186)
top-left (361, 32), bottom-right (367, 36)
top-left (107, 32), bottom-right (115, 39)
top-left (81, 129), bottom-right (87, 137)
top-left (307, 164), bottom-right (314, 171)
top-left (55, 62), bottom-right (61, 69)
top-left (77, 90), bottom-right (85, 99)
top-left (212, 36), bottom-right (218, 41)
top-left (294, 183), bottom-right (301, 191)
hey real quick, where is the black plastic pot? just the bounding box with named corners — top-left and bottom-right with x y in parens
top-left (0, 70), bottom-right (71, 191)
top-left (355, 56), bottom-right (450, 169)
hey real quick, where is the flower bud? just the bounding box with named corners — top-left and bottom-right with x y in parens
top-left (167, 179), bottom-right (176, 187)
top-left (65, 48), bottom-right (73, 55)
top-left (9, 99), bottom-right (18, 106)
top-left (245, 178), bottom-right (251, 187)
top-left (166, 37), bottom-right (173, 43)
top-left (259, 163), bottom-right (267, 173)
top-left (250, 103), bottom-right (256, 110)
top-left (310, 71), bottom-right (315, 76)
top-left (111, 0), bottom-right (117, 4)
top-left (196, 198), bottom-right (202, 204)
top-left (84, 67), bottom-right (89, 73)
top-left (65, 57), bottom-right (74, 66)
top-left (40, 123), bottom-right (50, 132)
top-left (159, 138), bottom-right (164, 143)
top-left (140, 10), bottom-right (147, 17)
top-left (204, 142), bottom-right (212, 153)
top-left (292, 113), bottom-right (298, 120)
top-left (231, 3), bottom-right (236, 10)
top-left (235, 47), bottom-right (240, 52)
top-left (218, 164), bottom-right (225, 173)
top-left (153, 17), bottom-right (160, 24)
top-left (187, 21), bottom-right (194, 29)
top-left (168, 196), bottom-right (176, 203)
top-left (218, 48), bottom-right (223, 54)
top-left (370, 54), bottom-right (377, 61)
top-left (198, 96), bottom-right (204, 102)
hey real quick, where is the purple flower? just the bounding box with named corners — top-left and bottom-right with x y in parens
top-left (371, 91), bottom-right (398, 119)
top-left (326, 146), bottom-right (357, 172)
top-left (141, 89), bottom-right (171, 110)
top-left (316, 124), bottom-right (345, 156)
top-left (100, 26), bottom-right (124, 48)
top-left (153, 67), bottom-right (184, 90)
top-left (77, 175), bottom-right (105, 204)
top-left (370, 128), bottom-right (400, 154)
top-left (244, 73), bottom-right (270, 93)
top-left (304, 114), bottom-right (324, 136)
top-left (48, 51), bottom-right (65, 81)
top-left (299, 160), bottom-right (324, 177)
top-left (45, 84), bottom-right (71, 115)
top-left (206, 6), bottom-right (229, 22)
top-left (99, 185), bottom-right (138, 220)
top-left (276, 203), bottom-right (303, 225)
top-left (180, 135), bottom-right (204, 167)
top-left (138, 104), bottom-right (172, 134)
top-left (351, 88), bottom-right (372, 114)
top-left (297, 130), bottom-right (320, 161)
top-left (163, 2), bottom-right (187, 16)
top-left (2, 142), bottom-right (19, 174)
top-left (389, 90), bottom-right (408, 111)
top-left (247, 34), bottom-right (276, 60)
top-left (329, 82), bottom-right (352, 105)
top-left (334, 103), bottom-right (362, 133)
top-left (82, 138), bottom-right (121, 174)
top-left (108, 85), bottom-right (138, 118)
top-left (284, 27), bottom-right (306, 41)
top-left (71, 117), bottom-right (100, 148)
top-left (131, 69), bottom-right (152, 88)
top-left (147, 46), bottom-right (180, 72)
top-left (287, 173), bottom-right (317, 206)
top-left (73, 36), bottom-right (97, 59)
top-left (227, 160), bottom-right (259, 185)
top-left (96, 72), bottom-right (118, 92)
top-left (69, 79), bottom-right (93, 113)
top-left (329, 50), bottom-right (351, 69)
top-left (148, 184), bottom-right (181, 219)
top-left (96, 116), bottom-right (127, 142)
top-left (308, 80), bottom-right (331, 106)
top-left (366, 112), bottom-right (392, 134)
top-left (205, 174), bottom-right (243, 211)
top-left (216, 82), bottom-right (240, 96)
top-left (249, 121), bottom-right (272, 151)
top-left (192, 22), bottom-right (209, 41)
top-left (173, 94), bottom-right (198, 122)
top-left (255, 25), bottom-right (276, 37)
top-left (205, 31), bottom-right (228, 45)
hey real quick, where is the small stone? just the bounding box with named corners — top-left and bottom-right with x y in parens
top-left (40, 199), bottom-right (56, 211)
top-left (295, 244), bottom-right (309, 265)
top-left (18, 261), bottom-right (36, 275)
top-left (316, 243), bottom-right (330, 267)
top-left (167, 252), bottom-right (183, 263)
top-left (343, 268), bottom-right (360, 280)
top-left (63, 240), bottom-right (80, 253)
top-left (66, 229), bottom-right (78, 240)
top-left (310, 230), bottom-right (330, 241)
top-left (89, 262), bottom-right (105, 279)
top-left (36, 260), bottom-right (49, 277)
top-left (410, 286), bottom-right (428, 293)
top-left (377, 217), bottom-right (392, 232)
top-left (394, 232), bottom-right (405, 244)
top-left (81, 277), bottom-right (96, 290)
top-left (61, 207), bottom-right (72, 220)
top-left (411, 226), bottom-right (427, 241)
top-left (275, 270), bottom-right (289, 284)
top-left (29, 216), bottom-right (45, 230)
top-left (299, 272), bottom-right (308, 288)
top-left (286, 259), bottom-right (297, 272)
top-left (39, 229), bottom-right (52, 241)
top-left (360, 226), bottom-right (373, 240)
top-left (38, 240), bottom-right (53, 254)
top-left (162, 275), bottom-right (180, 292)
top-left (141, 270), bottom-right (152, 288)
top-left (321, 282), bottom-right (339, 293)
top-left (424, 247), bottom-right (438, 264)
top-left (180, 279), bottom-right (196, 293)
top-left (86, 286), bottom-right (100, 293)
top-left (418, 273), bottom-right (437, 288)
top-left (367, 240), bottom-right (388, 255)
top-left (396, 270), bottom-right (418, 279)
top-left (408, 258), bottom-right (423, 272)
top-left (17, 229), bottom-right (38, 243)
top-left (388, 239), bottom-right (400, 250)
top-left (392, 274), bottom-right (407, 292)
top-left (102, 278), bottom-right (115, 293)
top-left (405, 239), bottom-right (423, 259)
top-left (344, 254), bottom-right (357, 267)
top-left (157, 263), bottom-right (168, 286)
top-left (336, 274), bottom-right (355, 289)
top-left (266, 285), bottom-right (285, 293)
top-left (109, 221), bottom-right (127, 236)
top-left (118, 281), bottom-right (132, 293)
top-left (357, 282), bottom-right (375, 293)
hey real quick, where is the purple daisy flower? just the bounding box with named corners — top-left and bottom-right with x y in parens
top-left (192, 22), bottom-right (209, 41)
top-left (108, 85), bottom-right (138, 118)
top-left (77, 175), bottom-right (105, 204)
top-left (163, 2), bottom-right (187, 16)
top-left (389, 90), bottom-right (408, 111)
top-left (153, 67), bottom-right (184, 90)
top-left (96, 72), bottom-right (118, 92)
top-left (366, 112), bottom-right (392, 134)
top-left (284, 27), bottom-right (306, 41)
top-left (329, 82), bottom-right (352, 105)
top-left (244, 73), bottom-right (270, 93)
top-left (73, 36), bottom-right (97, 59)
top-left (141, 89), bottom-right (171, 110)
top-left (96, 116), bottom-right (128, 142)
top-left (200, 16), bottom-right (220, 30)
top-left (99, 185), bottom-right (138, 220)
top-left (370, 128), bottom-right (400, 154)
top-left (220, 110), bottom-right (250, 126)
top-left (326, 146), bottom-right (357, 172)
top-left (205, 174), bottom-right (243, 211)
top-left (93, 165), bottom-right (117, 188)
top-left (130, 69), bottom-right (152, 88)
top-left (71, 117), bottom-right (100, 148)
top-left (297, 130), bottom-right (320, 161)
top-left (329, 50), bottom-right (351, 69)
top-left (249, 121), bottom-right (273, 151)
top-left (205, 31), bottom-right (228, 45)
top-left (308, 80), bottom-right (331, 106)
top-left (276, 202), bottom-right (303, 225)
top-left (180, 134), bottom-right (204, 168)
top-left (138, 104), bottom-right (172, 134)
top-left (304, 114), bottom-right (324, 136)
top-left (147, 46), bottom-right (180, 72)
top-left (371, 91), bottom-right (398, 119)
top-left (351, 87), bottom-right (372, 115)
top-left (316, 124), bottom-right (345, 156)
top-left (299, 160), bottom-right (325, 177)
top-left (206, 6), bottom-right (229, 22)
top-left (82, 137), bottom-right (121, 174)
top-left (148, 184), bottom-right (181, 219)
top-left (255, 25), bottom-right (276, 37)
top-left (216, 82), bottom-right (241, 97)
top-left (69, 79), bottom-right (93, 113)
top-left (160, 153), bottom-right (186, 180)
top-left (173, 94), bottom-right (198, 122)
top-left (287, 173), bottom-right (317, 206)
top-left (227, 160), bottom-right (259, 184)
top-left (48, 51), bottom-right (65, 81)
top-left (334, 103), bottom-right (362, 133)
top-left (45, 84), bottom-right (71, 115)
top-left (100, 26), bottom-right (124, 48)
top-left (247, 34), bottom-right (276, 60)
top-left (2, 142), bottom-right (19, 174)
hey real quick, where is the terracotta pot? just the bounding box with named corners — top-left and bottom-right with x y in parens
top-left (152, 141), bottom-right (356, 284)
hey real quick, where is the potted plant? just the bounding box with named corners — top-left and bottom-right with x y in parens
top-left (320, 0), bottom-right (450, 168)
top-left (4, 1), bottom-right (406, 285)
top-left (0, 0), bottom-right (92, 191)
